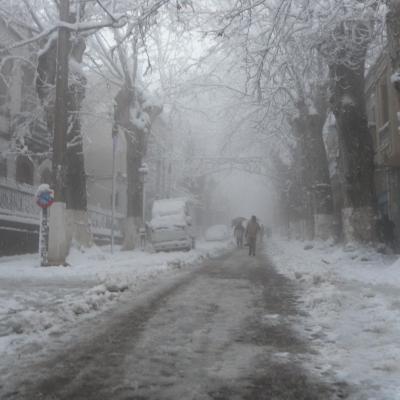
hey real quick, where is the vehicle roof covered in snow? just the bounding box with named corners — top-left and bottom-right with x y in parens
top-left (151, 197), bottom-right (189, 218)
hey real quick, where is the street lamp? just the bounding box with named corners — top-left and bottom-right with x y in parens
top-left (139, 163), bottom-right (149, 248)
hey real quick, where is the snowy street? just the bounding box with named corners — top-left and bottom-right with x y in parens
top-left (2, 1), bottom-right (400, 399)
top-left (0, 242), bottom-right (228, 397)
top-left (1, 245), bottom-right (348, 400)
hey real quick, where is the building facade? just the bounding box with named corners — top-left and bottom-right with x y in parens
top-left (366, 50), bottom-right (400, 241)
top-left (0, 19), bottom-right (125, 254)
top-left (0, 17), bottom-right (53, 254)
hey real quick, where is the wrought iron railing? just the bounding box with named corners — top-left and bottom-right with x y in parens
top-left (0, 178), bottom-right (124, 239)
top-left (88, 205), bottom-right (124, 239)
top-left (0, 178), bottom-right (39, 223)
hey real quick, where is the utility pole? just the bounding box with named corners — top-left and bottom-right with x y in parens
top-left (53, 0), bottom-right (69, 199)
top-left (111, 117), bottom-right (118, 254)
top-left (48, 0), bottom-right (70, 265)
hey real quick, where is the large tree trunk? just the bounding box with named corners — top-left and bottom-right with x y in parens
top-left (36, 31), bottom-right (92, 249)
top-left (329, 60), bottom-right (376, 242)
top-left (291, 128), bottom-right (314, 240)
top-left (65, 36), bottom-right (92, 248)
top-left (123, 128), bottom-right (146, 250)
top-left (387, 0), bottom-right (400, 103)
top-left (113, 83), bottom-right (162, 250)
top-left (291, 111), bottom-right (334, 240)
top-left (113, 88), bottom-right (139, 250)
top-left (305, 114), bottom-right (334, 239)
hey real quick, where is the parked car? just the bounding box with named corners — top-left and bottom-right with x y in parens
top-left (205, 225), bottom-right (230, 241)
top-left (149, 198), bottom-right (195, 252)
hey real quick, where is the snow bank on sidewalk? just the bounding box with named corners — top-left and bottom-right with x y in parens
top-left (0, 240), bottom-right (231, 358)
top-left (267, 238), bottom-right (400, 400)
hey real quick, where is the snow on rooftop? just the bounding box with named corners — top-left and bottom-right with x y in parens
top-left (152, 197), bottom-right (189, 218)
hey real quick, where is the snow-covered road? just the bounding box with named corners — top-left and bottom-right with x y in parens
top-left (1, 247), bottom-right (344, 400)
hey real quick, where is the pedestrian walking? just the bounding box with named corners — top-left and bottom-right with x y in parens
top-left (246, 215), bottom-right (260, 256)
top-left (234, 222), bottom-right (245, 248)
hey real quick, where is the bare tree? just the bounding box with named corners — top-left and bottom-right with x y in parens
top-left (317, 1), bottom-right (381, 242)
top-left (89, 1), bottom-right (179, 249)
top-left (200, 0), bottom-right (382, 242)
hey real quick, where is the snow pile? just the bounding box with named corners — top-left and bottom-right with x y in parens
top-left (268, 238), bottom-right (400, 400)
top-left (130, 107), bottom-right (150, 131)
top-left (0, 240), bottom-right (230, 358)
top-left (391, 70), bottom-right (400, 85)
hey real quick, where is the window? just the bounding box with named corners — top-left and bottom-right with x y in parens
top-left (20, 64), bottom-right (36, 112)
top-left (110, 191), bottom-right (119, 207)
top-left (40, 168), bottom-right (51, 185)
top-left (16, 156), bottom-right (33, 185)
top-left (380, 79), bottom-right (389, 126)
top-left (0, 58), bottom-right (12, 109)
top-left (370, 105), bottom-right (376, 126)
top-left (0, 156), bottom-right (7, 177)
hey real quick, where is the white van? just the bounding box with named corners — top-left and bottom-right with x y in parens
top-left (149, 198), bottom-right (195, 252)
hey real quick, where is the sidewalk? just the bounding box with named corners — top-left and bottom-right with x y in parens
top-left (268, 237), bottom-right (400, 400)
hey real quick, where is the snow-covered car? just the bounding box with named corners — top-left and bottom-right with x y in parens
top-left (204, 225), bottom-right (230, 241)
top-left (150, 198), bottom-right (195, 252)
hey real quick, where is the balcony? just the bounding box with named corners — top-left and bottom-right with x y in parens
top-left (88, 205), bottom-right (124, 242)
top-left (0, 178), bottom-right (39, 226)
top-left (0, 178), bottom-right (123, 241)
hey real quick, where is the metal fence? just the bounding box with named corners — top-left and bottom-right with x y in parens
top-left (0, 178), bottom-right (40, 224)
top-left (87, 205), bottom-right (124, 240)
top-left (0, 178), bottom-right (123, 241)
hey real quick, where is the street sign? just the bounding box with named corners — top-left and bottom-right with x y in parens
top-left (35, 184), bottom-right (54, 266)
top-left (35, 185), bottom-right (55, 208)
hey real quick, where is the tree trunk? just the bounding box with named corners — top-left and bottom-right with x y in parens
top-left (122, 129), bottom-right (145, 250)
top-left (113, 83), bottom-right (162, 250)
top-left (329, 61), bottom-right (376, 242)
top-left (290, 132), bottom-right (314, 240)
top-left (65, 36), bottom-right (92, 248)
top-left (36, 30), bottom-right (91, 249)
top-left (387, 0), bottom-right (400, 103)
top-left (292, 111), bottom-right (334, 240)
top-left (305, 114), bottom-right (334, 240)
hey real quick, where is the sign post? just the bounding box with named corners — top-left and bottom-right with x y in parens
top-left (35, 184), bottom-right (54, 267)
top-left (111, 120), bottom-right (118, 254)
top-left (139, 163), bottom-right (149, 249)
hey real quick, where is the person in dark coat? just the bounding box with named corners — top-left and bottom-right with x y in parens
top-left (245, 215), bottom-right (260, 256)
top-left (234, 222), bottom-right (245, 248)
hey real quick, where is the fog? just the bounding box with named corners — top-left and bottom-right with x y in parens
top-left (216, 172), bottom-right (275, 224)
top-left (1, 2), bottom-right (399, 399)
